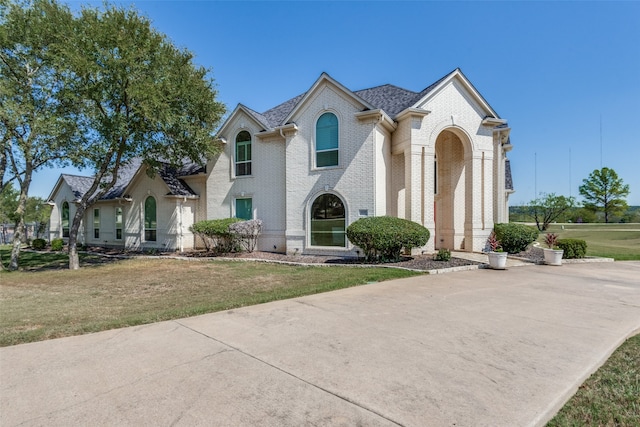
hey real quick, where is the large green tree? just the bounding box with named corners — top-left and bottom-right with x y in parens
top-left (1, 0), bottom-right (78, 270)
top-left (528, 193), bottom-right (576, 231)
top-left (58, 4), bottom-right (225, 269)
top-left (579, 167), bottom-right (630, 223)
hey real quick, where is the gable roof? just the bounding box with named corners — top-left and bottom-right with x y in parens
top-left (48, 159), bottom-right (203, 202)
top-left (221, 68), bottom-right (499, 134)
top-left (49, 174), bottom-right (95, 202)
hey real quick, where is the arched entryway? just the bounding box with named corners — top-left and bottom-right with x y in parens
top-left (434, 129), bottom-right (471, 250)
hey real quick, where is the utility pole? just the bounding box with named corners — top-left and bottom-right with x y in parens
top-left (534, 152), bottom-right (537, 197)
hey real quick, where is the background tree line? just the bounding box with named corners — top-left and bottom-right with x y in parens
top-left (510, 167), bottom-right (634, 229)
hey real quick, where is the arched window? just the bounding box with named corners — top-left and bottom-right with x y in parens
top-left (316, 113), bottom-right (338, 167)
top-left (310, 193), bottom-right (345, 247)
top-left (144, 196), bottom-right (157, 241)
top-left (61, 201), bottom-right (70, 238)
top-left (235, 131), bottom-right (252, 176)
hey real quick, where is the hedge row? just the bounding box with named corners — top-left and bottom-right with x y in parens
top-left (556, 238), bottom-right (587, 259)
top-left (493, 223), bottom-right (539, 254)
top-left (190, 218), bottom-right (262, 253)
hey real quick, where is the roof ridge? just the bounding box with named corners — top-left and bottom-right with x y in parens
top-left (355, 82), bottom-right (417, 94)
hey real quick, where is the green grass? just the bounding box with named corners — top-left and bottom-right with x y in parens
top-left (536, 223), bottom-right (640, 261)
top-left (0, 250), bottom-right (420, 346)
top-left (547, 334), bottom-right (640, 426)
top-left (0, 247), bottom-right (104, 270)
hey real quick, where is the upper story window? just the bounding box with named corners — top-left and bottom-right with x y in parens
top-left (235, 131), bottom-right (252, 176)
top-left (144, 196), bottom-right (157, 242)
top-left (61, 201), bottom-right (70, 238)
top-left (316, 112), bottom-right (339, 167)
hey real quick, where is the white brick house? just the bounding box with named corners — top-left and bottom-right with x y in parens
top-left (47, 68), bottom-right (513, 254)
top-left (47, 159), bottom-right (206, 251)
top-left (211, 68), bottom-right (513, 255)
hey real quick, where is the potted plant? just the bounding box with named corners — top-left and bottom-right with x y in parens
top-left (543, 233), bottom-right (564, 266)
top-left (487, 231), bottom-right (508, 270)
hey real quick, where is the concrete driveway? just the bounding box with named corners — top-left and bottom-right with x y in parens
top-left (1, 262), bottom-right (639, 427)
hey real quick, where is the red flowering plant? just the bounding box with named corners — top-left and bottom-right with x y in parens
top-left (544, 233), bottom-right (559, 249)
top-left (488, 232), bottom-right (503, 252)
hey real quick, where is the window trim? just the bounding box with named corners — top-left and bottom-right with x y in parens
top-left (61, 201), bottom-right (70, 238)
top-left (93, 208), bottom-right (100, 240)
top-left (309, 192), bottom-right (347, 248)
top-left (234, 130), bottom-right (252, 177)
top-left (234, 197), bottom-right (253, 221)
top-left (144, 196), bottom-right (157, 242)
top-left (314, 112), bottom-right (340, 169)
top-left (115, 207), bottom-right (123, 240)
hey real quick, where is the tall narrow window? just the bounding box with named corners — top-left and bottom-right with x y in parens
top-left (310, 194), bottom-right (345, 247)
top-left (316, 112), bottom-right (339, 167)
top-left (93, 208), bottom-right (100, 239)
top-left (61, 201), bottom-right (70, 238)
top-left (235, 198), bottom-right (252, 221)
top-left (144, 196), bottom-right (157, 241)
top-left (235, 131), bottom-right (252, 176)
top-left (115, 207), bottom-right (123, 240)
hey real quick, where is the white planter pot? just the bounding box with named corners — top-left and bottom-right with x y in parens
top-left (543, 248), bottom-right (564, 266)
top-left (488, 251), bottom-right (508, 270)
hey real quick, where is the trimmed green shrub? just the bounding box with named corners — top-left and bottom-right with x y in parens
top-left (51, 238), bottom-right (64, 251)
top-left (347, 216), bottom-right (430, 262)
top-left (190, 218), bottom-right (242, 253)
top-left (493, 223), bottom-right (539, 254)
top-left (31, 238), bottom-right (47, 250)
top-left (557, 238), bottom-right (587, 259)
top-left (435, 248), bottom-right (451, 261)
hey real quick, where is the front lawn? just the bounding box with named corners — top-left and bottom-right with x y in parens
top-left (0, 253), bottom-right (419, 346)
top-left (538, 223), bottom-right (640, 260)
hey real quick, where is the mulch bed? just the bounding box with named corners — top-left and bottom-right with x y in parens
top-left (83, 246), bottom-right (544, 272)
top-left (84, 247), bottom-right (486, 271)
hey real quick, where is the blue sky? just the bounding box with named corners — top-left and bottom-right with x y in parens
top-left (31, 0), bottom-right (640, 205)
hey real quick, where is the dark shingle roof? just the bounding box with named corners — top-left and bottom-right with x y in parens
top-left (101, 159), bottom-right (143, 200)
top-left (57, 158), bottom-right (202, 201)
top-left (239, 104), bottom-right (272, 130)
top-left (354, 84), bottom-right (420, 118)
top-left (261, 93), bottom-right (306, 128)
top-left (158, 164), bottom-right (198, 197)
top-left (256, 69), bottom-right (457, 127)
top-left (505, 159), bottom-right (513, 191)
top-left (60, 175), bottom-right (95, 201)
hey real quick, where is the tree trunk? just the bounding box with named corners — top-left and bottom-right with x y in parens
top-left (68, 208), bottom-right (84, 270)
top-left (9, 166), bottom-right (32, 271)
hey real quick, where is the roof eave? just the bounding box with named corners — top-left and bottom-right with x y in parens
top-left (164, 194), bottom-right (200, 199)
top-left (255, 122), bottom-right (299, 139)
top-left (355, 109), bottom-right (397, 132)
top-left (482, 117), bottom-right (508, 127)
top-left (394, 107), bottom-right (432, 122)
